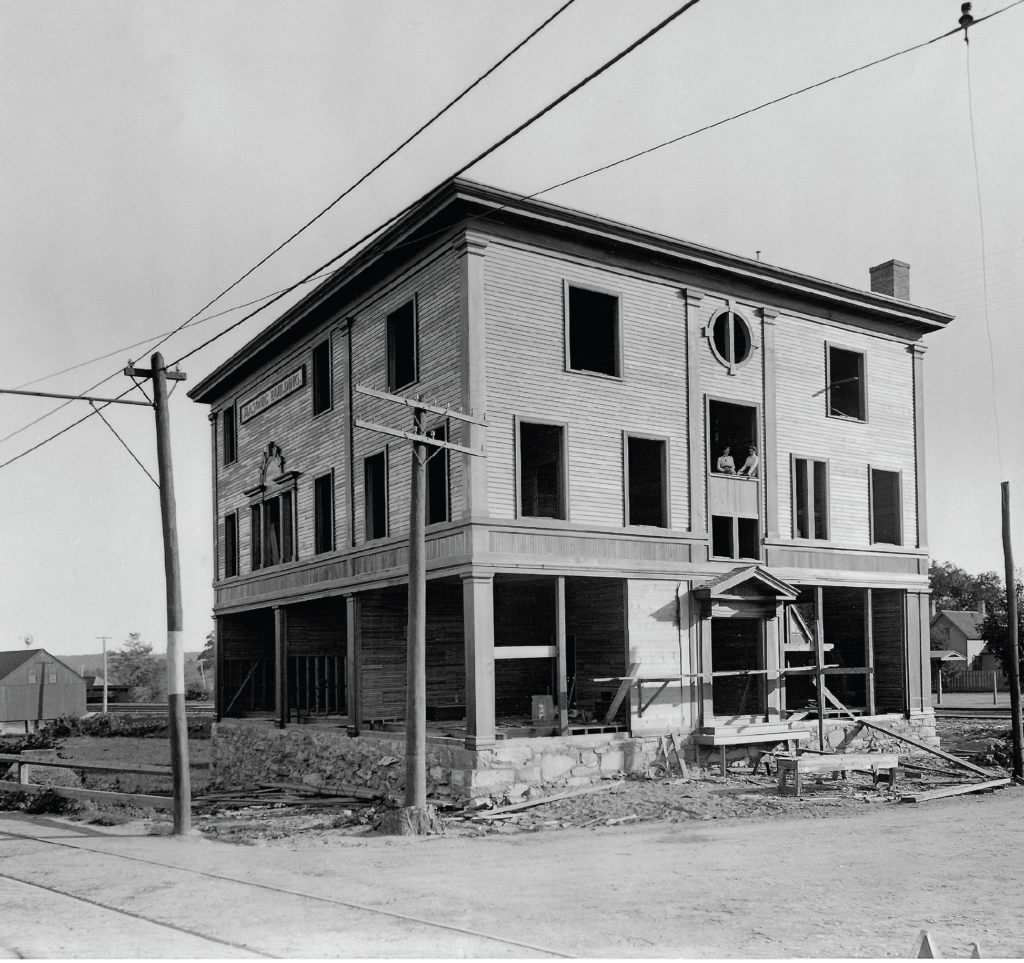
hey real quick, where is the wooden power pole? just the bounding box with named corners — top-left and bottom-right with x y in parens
top-left (95, 637), bottom-right (111, 714)
top-left (1001, 482), bottom-right (1023, 780)
top-left (126, 352), bottom-right (192, 833)
top-left (353, 385), bottom-right (486, 834)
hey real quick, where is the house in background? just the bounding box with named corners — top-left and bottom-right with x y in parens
top-left (930, 607), bottom-right (987, 669)
top-left (0, 649), bottom-right (86, 733)
top-left (189, 178), bottom-right (951, 793)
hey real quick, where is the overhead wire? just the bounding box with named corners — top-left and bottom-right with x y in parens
top-left (89, 402), bottom-right (160, 488)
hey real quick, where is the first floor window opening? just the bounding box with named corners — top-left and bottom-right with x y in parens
top-left (519, 421), bottom-right (566, 520)
top-left (710, 618), bottom-right (764, 717)
top-left (314, 473), bottom-right (334, 554)
top-left (793, 457), bottom-right (829, 540)
top-left (426, 424), bottom-right (449, 525)
top-left (566, 284), bottom-right (620, 377)
top-left (364, 451), bottom-right (388, 540)
top-left (827, 345), bottom-right (866, 420)
top-left (870, 467), bottom-right (902, 545)
top-left (250, 490), bottom-right (295, 570)
top-left (626, 435), bottom-right (668, 527)
top-left (386, 299), bottom-right (417, 391)
top-left (224, 511), bottom-right (238, 577)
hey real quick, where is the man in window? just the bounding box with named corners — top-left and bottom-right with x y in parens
top-left (737, 446), bottom-right (759, 478)
top-left (716, 447), bottom-right (736, 474)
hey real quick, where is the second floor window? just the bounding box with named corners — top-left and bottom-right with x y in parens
top-left (519, 421), bottom-right (566, 520)
top-left (251, 491), bottom-right (294, 570)
top-left (387, 300), bottom-right (418, 391)
top-left (793, 457), bottom-right (829, 540)
top-left (222, 405), bottom-right (236, 465)
top-left (426, 425), bottom-right (449, 525)
top-left (312, 340), bottom-right (332, 415)
top-left (870, 468), bottom-right (902, 545)
top-left (314, 473), bottom-right (334, 554)
top-left (224, 511), bottom-right (239, 577)
top-left (626, 435), bottom-right (668, 528)
top-left (364, 451), bottom-right (388, 540)
top-left (827, 345), bottom-right (867, 421)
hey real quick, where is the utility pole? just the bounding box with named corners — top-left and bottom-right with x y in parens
top-left (1000, 482), bottom-right (1023, 780)
top-left (96, 636), bottom-right (111, 714)
top-left (125, 352), bottom-right (191, 834)
top-left (353, 385), bottom-right (486, 834)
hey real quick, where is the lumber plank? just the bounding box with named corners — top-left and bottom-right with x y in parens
top-left (670, 732), bottom-right (689, 778)
top-left (900, 778), bottom-right (1011, 803)
top-left (474, 781), bottom-right (620, 819)
top-left (603, 663), bottom-right (640, 726)
top-left (0, 780), bottom-right (175, 809)
top-left (0, 754), bottom-right (172, 776)
top-left (818, 684), bottom-right (997, 779)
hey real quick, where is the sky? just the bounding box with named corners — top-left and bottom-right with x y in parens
top-left (1, 0), bottom-right (1022, 657)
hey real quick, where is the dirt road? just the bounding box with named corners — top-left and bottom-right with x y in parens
top-left (3, 787), bottom-right (1024, 958)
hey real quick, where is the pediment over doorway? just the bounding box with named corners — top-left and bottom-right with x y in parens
top-left (693, 565), bottom-right (799, 603)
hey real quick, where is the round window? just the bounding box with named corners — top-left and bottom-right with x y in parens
top-left (708, 309), bottom-right (753, 371)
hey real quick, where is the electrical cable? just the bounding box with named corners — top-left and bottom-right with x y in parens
top-left (965, 34), bottom-right (1004, 480)
top-left (89, 402), bottom-right (160, 488)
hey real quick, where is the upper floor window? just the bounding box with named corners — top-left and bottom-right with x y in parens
top-left (827, 345), bottom-right (867, 421)
top-left (708, 308), bottom-right (753, 373)
top-left (793, 457), bottom-right (829, 540)
top-left (711, 515), bottom-right (760, 561)
top-left (426, 424), bottom-right (449, 525)
top-left (870, 467), bottom-right (902, 545)
top-left (364, 451), bottom-right (388, 540)
top-left (314, 472), bottom-right (334, 554)
top-left (312, 339), bottom-right (332, 415)
top-left (251, 490), bottom-right (294, 570)
top-left (709, 399), bottom-right (758, 477)
top-left (224, 511), bottom-right (239, 577)
top-left (222, 405), bottom-right (237, 465)
top-left (625, 434), bottom-right (668, 528)
top-left (518, 420), bottom-right (567, 520)
top-left (566, 284), bottom-right (621, 378)
top-left (387, 300), bottom-right (418, 391)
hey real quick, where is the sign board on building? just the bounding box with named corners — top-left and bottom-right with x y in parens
top-left (240, 367), bottom-right (305, 423)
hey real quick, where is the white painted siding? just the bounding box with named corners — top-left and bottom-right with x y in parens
top-left (485, 242), bottom-right (689, 528)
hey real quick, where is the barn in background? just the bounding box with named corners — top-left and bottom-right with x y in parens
top-left (0, 649), bottom-right (86, 733)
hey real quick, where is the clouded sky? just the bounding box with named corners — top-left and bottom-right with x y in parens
top-left (2, 0), bottom-right (1022, 657)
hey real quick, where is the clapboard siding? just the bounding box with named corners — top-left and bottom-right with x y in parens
top-left (214, 327), bottom-right (348, 580)
top-left (350, 248), bottom-right (463, 544)
top-left (485, 243), bottom-right (689, 527)
top-left (775, 316), bottom-right (917, 547)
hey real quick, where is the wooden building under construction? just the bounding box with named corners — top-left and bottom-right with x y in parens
top-left (189, 179), bottom-right (950, 772)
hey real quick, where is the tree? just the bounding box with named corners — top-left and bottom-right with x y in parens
top-left (110, 633), bottom-right (160, 700)
top-left (979, 580), bottom-right (1024, 685)
top-left (929, 560), bottom-right (1004, 614)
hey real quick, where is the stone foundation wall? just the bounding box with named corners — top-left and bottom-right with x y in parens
top-left (212, 710), bottom-right (937, 804)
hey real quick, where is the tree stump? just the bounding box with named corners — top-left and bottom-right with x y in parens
top-left (381, 804), bottom-right (443, 836)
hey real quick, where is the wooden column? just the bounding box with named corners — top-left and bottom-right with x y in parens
top-left (684, 289), bottom-right (706, 537)
top-left (345, 594), bottom-right (361, 735)
top-left (765, 601), bottom-right (784, 720)
top-left (555, 576), bottom-right (568, 735)
top-left (213, 616), bottom-right (223, 723)
top-left (761, 307), bottom-right (780, 540)
top-left (906, 592), bottom-right (926, 713)
top-left (814, 586), bottom-right (826, 750)
top-left (865, 589), bottom-right (876, 715)
top-left (405, 409), bottom-right (428, 810)
top-left (457, 235), bottom-right (489, 520)
top-left (462, 573), bottom-right (495, 749)
top-left (275, 605), bottom-right (288, 728)
top-left (911, 343), bottom-right (928, 548)
top-left (699, 609), bottom-right (714, 724)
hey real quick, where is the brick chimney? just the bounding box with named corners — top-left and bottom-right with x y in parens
top-left (979, 600), bottom-right (987, 617)
top-left (869, 259), bottom-right (910, 301)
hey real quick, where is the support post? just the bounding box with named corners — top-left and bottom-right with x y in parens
top-left (345, 594), bottom-right (361, 735)
top-left (214, 616), bottom-right (223, 723)
top-left (935, 665), bottom-right (942, 706)
top-left (275, 606), bottom-right (287, 728)
top-left (96, 636), bottom-right (110, 714)
top-left (405, 407), bottom-right (428, 812)
top-left (814, 586), bottom-right (826, 751)
top-left (993, 669), bottom-right (999, 706)
top-left (1001, 482), bottom-right (1023, 780)
top-left (463, 573), bottom-right (495, 749)
top-left (865, 589), bottom-right (876, 715)
top-left (555, 576), bottom-right (568, 735)
top-left (150, 351), bottom-right (191, 835)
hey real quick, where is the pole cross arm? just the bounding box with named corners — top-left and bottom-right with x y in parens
top-left (0, 388), bottom-right (153, 407)
top-left (354, 419), bottom-right (485, 456)
top-left (124, 365), bottom-right (187, 381)
top-left (354, 384), bottom-right (487, 426)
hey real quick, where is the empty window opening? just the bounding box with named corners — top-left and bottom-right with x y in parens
top-left (709, 400), bottom-right (758, 476)
top-left (426, 425), bottom-right (449, 525)
top-left (822, 587), bottom-right (869, 711)
top-left (387, 300), bottom-right (417, 391)
top-left (626, 436), bottom-right (667, 527)
top-left (870, 468), bottom-right (901, 545)
top-left (314, 473), bottom-right (334, 554)
top-left (794, 457), bottom-right (829, 540)
top-left (364, 451), bottom-right (388, 540)
top-left (222, 405), bottom-right (236, 465)
top-left (711, 515), bottom-right (760, 561)
top-left (219, 609), bottom-right (276, 716)
top-left (567, 285), bottom-right (620, 377)
top-left (519, 422), bottom-right (566, 520)
top-left (710, 618), bottom-right (764, 717)
top-left (224, 511), bottom-right (238, 577)
top-left (312, 340), bottom-right (332, 415)
top-left (709, 309), bottom-right (753, 370)
top-left (827, 346), bottom-right (866, 420)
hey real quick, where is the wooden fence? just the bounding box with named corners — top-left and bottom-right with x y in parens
top-left (938, 669), bottom-right (1009, 693)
